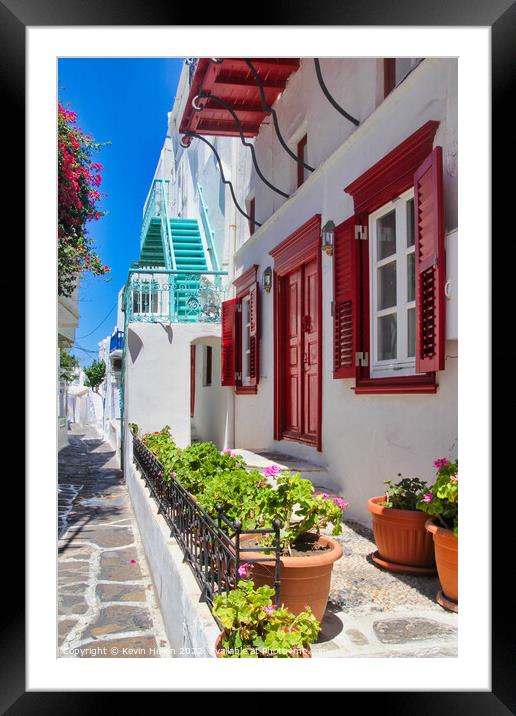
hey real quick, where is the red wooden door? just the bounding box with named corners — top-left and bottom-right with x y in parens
top-left (283, 260), bottom-right (319, 445)
top-left (190, 344), bottom-right (196, 418)
top-left (285, 268), bottom-right (302, 437)
top-left (302, 259), bottom-right (319, 442)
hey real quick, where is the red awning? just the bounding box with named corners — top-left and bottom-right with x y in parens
top-left (179, 58), bottom-right (300, 141)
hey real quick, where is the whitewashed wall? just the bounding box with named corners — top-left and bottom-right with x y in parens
top-left (124, 322), bottom-right (230, 448)
top-left (217, 58), bottom-right (458, 525)
top-left (191, 336), bottom-right (230, 448)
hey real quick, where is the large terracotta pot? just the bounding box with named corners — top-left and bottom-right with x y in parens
top-left (368, 496), bottom-right (436, 575)
top-left (215, 630), bottom-right (311, 658)
top-left (237, 533), bottom-right (342, 623)
top-left (425, 519), bottom-right (458, 610)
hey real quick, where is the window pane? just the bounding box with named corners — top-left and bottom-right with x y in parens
top-left (406, 199), bottom-right (415, 247)
top-left (378, 314), bottom-right (397, 361)
top-left (407, 252), bottom-right (415, 302)
top-left (407, 307), bottom-right (416, 357)
top-left (377, 261), bottom-right (397, 310)
top-left (377, 210), bottom-right (396, 259)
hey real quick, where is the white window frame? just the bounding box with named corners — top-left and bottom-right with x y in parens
top-left (369, 188), bottom-right (417, 379)
top-left (241, 295), bottom-right (251, 386)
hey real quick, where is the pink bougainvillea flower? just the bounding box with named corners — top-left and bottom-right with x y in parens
top-left (237, 563), bottom-right (253, 578)
top-left (422, 493), bottom-right (433, 503)
top-left (434, 458), bottom-right (450, 469)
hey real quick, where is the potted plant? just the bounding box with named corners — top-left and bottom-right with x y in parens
top-left (236, 469), bottom-right (347, 622)
top-left (367, 475), bottom-right (436, 575)
top-left (212, 578), bottom-right (319, 658)
top-left (417, 458), bottom-right (458, 612)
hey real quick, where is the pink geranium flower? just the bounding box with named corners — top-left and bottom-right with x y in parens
top-left (262, 465), bottom-right (281, 478)
top-left (422, 493), bottom-right (433, 503)
top-left (434, 458), bottom-right (450, 469)
top-left (262, 605), bottom-right (275, 615)
top-left (237, 563), bottom-right (253, 578)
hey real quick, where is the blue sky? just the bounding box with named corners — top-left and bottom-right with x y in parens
top-left (58, 58), bottom-right (183, 364)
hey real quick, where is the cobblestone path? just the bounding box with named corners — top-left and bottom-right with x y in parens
top-left (58, 425), bottom-right (170, 658)
top-left (312, 520), bottom-right (458, 657)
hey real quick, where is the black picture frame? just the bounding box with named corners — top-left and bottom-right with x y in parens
top-left (10, 0), bottom-right (509, 708)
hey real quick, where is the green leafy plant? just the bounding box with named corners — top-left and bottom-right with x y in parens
top-left (257, 469), bottom-right (349, 554)
top-left (212, 579), bottom-right (319, 658)
top-left (167, 442), bottom-right (247, 495)
top-left (197, 468), bottom-right (269, 527)
top-left (59, 348), bottom-right (80, 384)
top-left (382, 475), bottom-right (428, 510)
top-left (417, 458), bottom-right (458, 536)
top-left (83, 359), bottom-right (106, 393)
top-left (128, 422), bottom-right (139, 436)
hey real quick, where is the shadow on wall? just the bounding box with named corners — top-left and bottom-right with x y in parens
top-left (128, 325), bottom-right (174, 364)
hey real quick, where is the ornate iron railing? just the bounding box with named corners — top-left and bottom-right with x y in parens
top-left (126, 269), bottom-right (227, 324)
top-left (132, 436), bottom-right (282, 609)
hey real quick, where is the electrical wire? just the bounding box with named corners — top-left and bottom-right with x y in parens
top-left (77, 302), bottom-right (117, 339)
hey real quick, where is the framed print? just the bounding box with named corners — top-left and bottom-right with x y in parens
top-left (7, 0), bottom-right (511, 707)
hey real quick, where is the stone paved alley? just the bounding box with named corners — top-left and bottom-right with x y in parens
top-left (58, 425), bottom-right (457, 659)
top-left (58, 425), bottom-right (169, 657)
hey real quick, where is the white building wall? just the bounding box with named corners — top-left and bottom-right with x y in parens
top-left (225, 57), bottom-right (458, 525)
top-left (124, 322), bottom-right (232, 448)
top-left (191, 337), bottom-right (228, 447)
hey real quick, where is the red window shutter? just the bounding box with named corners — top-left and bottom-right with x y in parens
top-left (333, 216), bottom-right (360, 379)
top-left (414, 146), bottom-right (445, 373)
top-left (221, 298), bottom-right (238, 386)
top-left (248, 282), bottom-right (260, 386)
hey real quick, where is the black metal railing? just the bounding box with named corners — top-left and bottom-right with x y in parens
top-left (132, 436), bottom-right (282, 609)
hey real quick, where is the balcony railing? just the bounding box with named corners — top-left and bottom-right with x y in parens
top-left (126, 269), bottom-right (228, 324)
top-left (140, 179), bottom-right (174, 269)
top-left (109, 330), bottom-right (124, 353)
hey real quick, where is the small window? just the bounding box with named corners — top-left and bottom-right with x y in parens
top-left (241, 295), bottom-right (251, 386)
top-left (297, 135), bottom-right (309, 188)
top-left (370, 190), bottom-right (416, 378)
top-left (203, 345), bottom-right (213, 386)
top-left (132, 281), bottom-right (159, 315)
top-left (248, 197), bottom-right (256, 236)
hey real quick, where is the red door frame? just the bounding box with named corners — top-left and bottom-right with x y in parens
top-left (270, 215), bottom-right (322, 451)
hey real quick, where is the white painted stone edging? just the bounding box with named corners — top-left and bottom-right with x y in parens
top-left (125, 451), bottom-right (220, 658)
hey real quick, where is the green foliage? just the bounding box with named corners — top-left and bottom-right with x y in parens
top-left (83, 359), bottom-right (106, 393)
top-left (212, 580), bottom-right (320, 658)
top-left (196, 468), bottom-right (268, 528)
top-left (417, 459), bottom-right (458, 536)
top-left (166, 442), bottom-right (246, 495)
top-left (128, 422), bottom-right (139, 436)
top-left (382, 475), bottom-right (428, 511)
top-left (141, 428), bottom-right (349, 551)
top-left (257, 473), bottom-right (347, 553)
top-left (59, 348), bottom-right (80, 384)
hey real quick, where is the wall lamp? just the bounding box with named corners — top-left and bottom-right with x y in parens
top-left (262, 266), bottom-right (273, 293)
top-left (321, 220), bottom-right (335, 256)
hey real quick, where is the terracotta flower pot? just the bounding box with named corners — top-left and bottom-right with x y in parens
top-left (237, 533), bottom-right (342, 623)
top-left (215, 630), bottom-right (311, 658)
top-left (368, 496), bottom-right (436, 575)
top-left (425, 518), bottom-right (458, 611)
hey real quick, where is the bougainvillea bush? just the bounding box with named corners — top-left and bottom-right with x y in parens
top-left (417, 458), bottom-right (458, 536)
top-left (58, 102), bottom-right (110, 296)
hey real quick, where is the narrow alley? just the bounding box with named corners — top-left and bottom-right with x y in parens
top-left (58, 425), bottom-right (169, 657)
